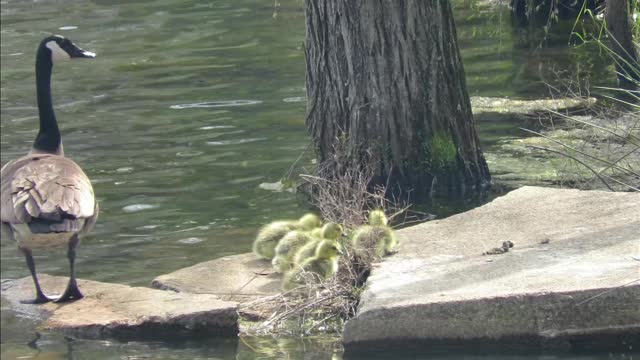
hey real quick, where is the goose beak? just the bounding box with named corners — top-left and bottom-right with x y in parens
top-left (79, 50), bottom-right (96, 58)
top-left (70, 46), bottom-right (96, 59)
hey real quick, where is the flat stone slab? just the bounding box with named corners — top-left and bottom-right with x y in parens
top-left (1, 274), bottom-right (238, 340)
top-left (343, 186), bottom-right (640, 353)
top-left (152, 253), bottom-right (280, 302)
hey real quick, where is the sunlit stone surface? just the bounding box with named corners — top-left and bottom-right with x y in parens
top-left (344, 186), bottom-right (640, 353)
top-left (1, 275), bottom-right (238, 340)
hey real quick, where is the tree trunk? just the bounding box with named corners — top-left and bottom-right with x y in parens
top-left (605, 0), bottom-right (639, 88)
top-left (304, 0), bottom-right (491, 202)
top-left (510, 0), bottom-right (603, 26)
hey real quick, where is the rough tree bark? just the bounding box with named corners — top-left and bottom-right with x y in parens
top-left (304, 0), bottom-right (491, 201)
top-left (605, 0), bottom-right (639, 88)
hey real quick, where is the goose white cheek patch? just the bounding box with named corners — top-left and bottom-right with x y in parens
top-left (46, 41), bottom-right (70, 62)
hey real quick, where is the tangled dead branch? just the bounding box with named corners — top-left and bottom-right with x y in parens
top-left (241, 140), bottom-right (424, 336)
top-left (240, 243), bottom-right (366, 336)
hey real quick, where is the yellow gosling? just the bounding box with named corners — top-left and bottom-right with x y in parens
top-left (252, 213), bottom-right (321, 260)
top-left (351, 210), bottom-right (398, 262)
top-left (293, 223), bottom-right (343, 266)
top-left (272, 230), bottom-right (315, 273)
top-left (282, 239), bottom-right (342, 291)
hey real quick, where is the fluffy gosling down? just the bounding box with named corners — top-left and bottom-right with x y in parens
top-left (282, 239), bottom-right (342, 291)
top-left (351, 209), bottom-right (398, 261)
top-left (293, 223), bottom-right (343, 266)
top-left (273, 222), bottom-right (342, 273)
top-left (253, 213), bottom-right (321, 260)
top-left (271, 229), bottom-right (314, 273)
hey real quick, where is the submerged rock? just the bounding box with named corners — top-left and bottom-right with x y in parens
top-left (489, 113), bottom-right (639, 190)
top-left (343, 186), bottom-right (640, 354)
top-left (471, 96), bottom-right (595, 115)
top-left (470, 96), bottom-right (636, 191)
top-left (1, 274), bottom-right (238, 340)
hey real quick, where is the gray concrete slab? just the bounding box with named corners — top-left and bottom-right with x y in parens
top-left (343, 186), bottom-right (640, 353)
top-left (152, 253), bottom-right (280, 303)
top-left (1, 274), bottom-right (238, 340)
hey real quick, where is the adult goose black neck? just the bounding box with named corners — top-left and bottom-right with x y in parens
top-left (32, 39), bottom-right (62, 155)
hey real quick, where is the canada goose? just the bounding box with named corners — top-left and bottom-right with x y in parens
top-left (253, 213), bottom-right (321, 260)
top-left (292, 222), bottom-right (343, 266)
top-left (282, 239), bottom-right (342, 291)
top-left (0, 35), bottom-right (97, 304)
top-left (351, 210), bottom-right (398, 262)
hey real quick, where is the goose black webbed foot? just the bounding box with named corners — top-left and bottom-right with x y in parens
top-left (20, 289), bottom-right (54, 304)
top-left (54, 279), bottom-right (83, 303)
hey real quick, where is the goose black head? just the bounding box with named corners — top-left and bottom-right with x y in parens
top-left (39, 35), bottom-right (96, 63)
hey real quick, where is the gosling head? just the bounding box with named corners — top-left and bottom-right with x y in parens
top-left (39, 35), bottom-right (96, 64)
top-left (368, 209), bottom-right (388, 226)
top-left (315, 239), bottom-right (343, 259)
top-left (320, 223), bottom-right (344, 240)
top-left (298, 213), bottom-right (322, 229)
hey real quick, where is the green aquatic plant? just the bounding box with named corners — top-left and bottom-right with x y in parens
top-left (424, 130), bottom-right (458, 172)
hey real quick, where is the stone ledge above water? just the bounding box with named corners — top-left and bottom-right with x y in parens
top-left (343, 186), bottom-right (640, 353)
top-left (152, 253), bottom-right (280, 303)
top-left (1, 275), bottom-right (239, 340)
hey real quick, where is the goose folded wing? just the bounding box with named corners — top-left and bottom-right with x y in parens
top-left (5, 158), bottom-right (96, 225)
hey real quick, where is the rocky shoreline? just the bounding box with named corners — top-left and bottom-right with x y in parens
top-left (2, 186), bottom-right (638, 353)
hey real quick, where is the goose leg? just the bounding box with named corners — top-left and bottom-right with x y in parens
top-left (19, 247), bottom-right (52, 304)
top-left (55, 235), bottom-right (83, 303)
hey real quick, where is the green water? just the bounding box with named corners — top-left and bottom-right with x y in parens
top-left (0, 0), bottom-right (621, 359)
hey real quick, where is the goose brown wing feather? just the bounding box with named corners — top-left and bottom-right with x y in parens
top-left (1, 153), bottom-right (96, 225)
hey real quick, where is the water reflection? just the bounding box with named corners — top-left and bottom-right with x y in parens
top-left (4, 330), bottom-right (633, 360)
top-left (0, 297), bottom-right (633, 360)
top-left (170, 100), bottom-right (262, 109)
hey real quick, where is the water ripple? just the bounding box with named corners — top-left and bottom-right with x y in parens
top-left (206, 137), bottom-right (266, 146)
top-left (199, 125), bottom-right (236, 130)
top-left (283, 97), bottom-right (305, 103)
top-left (178, 237), bottom-right (204, 244)
top-left (170, 100), bottom-right (261, 109)
top-left (122, 204), bottom-right (159, 213)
